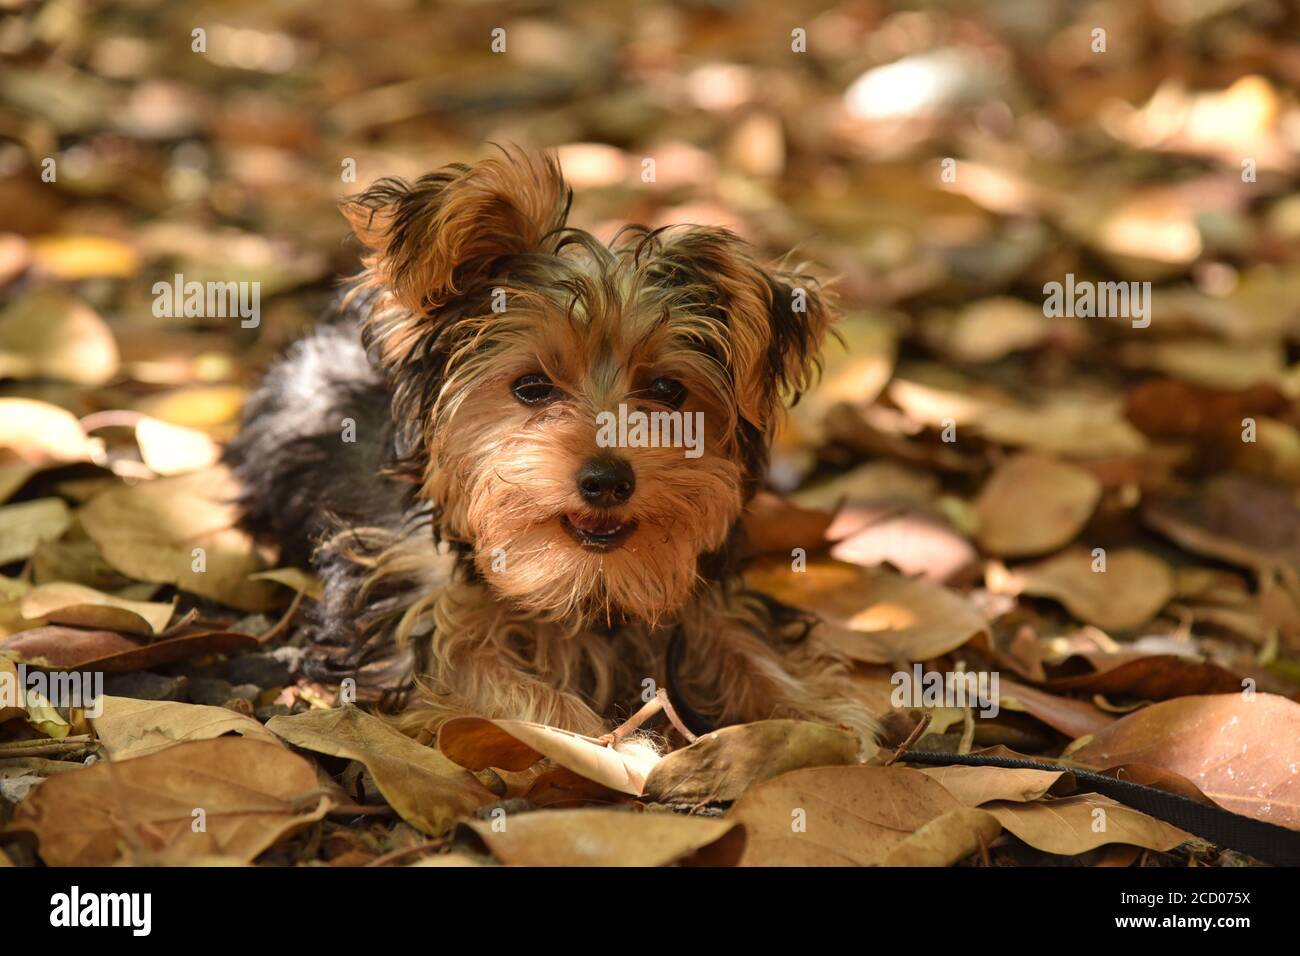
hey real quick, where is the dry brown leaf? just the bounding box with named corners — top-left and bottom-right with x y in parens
top-left (793, 460), bottom-right (940, 512)
top-left (20, 582), bottom-right (175, 636)
top-left (90, 695), bottom-right (280, 759)
top-left (6, 737), bottom-right (330, 865)
top-left (267, 706), bottom-right (496, 835)
top-left (1144, 475), bottom-right (1300, 574)
top-left (1043, 652), bottom-right (1242, 699)
top-left (0, 398), bottom-right (94, 464)
top-left (78, 465), bottom-right (280, 611)
top-left (997, 678), bottom-right (1116, 739)
top-left (977, 400), bottom-right (1148, 459)
top-left (880, 806), bottom-right (1003, 865)
top-left (975, 455), bottom-right (1102, 557)
top-left (745, 558), bottom-right (986, 664)
top-left (462, 808), bottom-right (744, 866)
top-left (829, 508), bottom-right (978, 584)
top-left (135, 416), bottom-right (221, 476)
top-left (0, 658), bottom-right (25, 724)
top-left (999, 547), bottom-right (1175, 631)
top-left (1123, 340), bottom-right (1285, 391)
top-left (642, 720), bottom-right (859, 804)
top-left (0, 624), bottom-right (257, 671)
top-left (134, 385), bottom-right (248, 435)
top-left (985, 794), bottom-right (1190, 855)
top-left (917, 763), bottom-right (1066, 806)
top-left (437, 715), bottom-right (657, 796)
top-left (0, 289), bottom-right (118, 385)
top-left (727, 764), bottom-right (982, 865)
top-left (741, 492), bottom-right (834, 557)
top-left (787, 312), bottom-right (896, 444)
top-left (0, 498), bottom-right (71, 566)
top-left (29, 235), bottom-right (139, 279)
top-left (940, 297), bottom-right (1051, 363)
top-left (1070, 693), bottom-right (1300, 829)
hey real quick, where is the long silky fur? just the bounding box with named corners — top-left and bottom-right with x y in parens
top-left (226, 145), bottom-right (879, 746)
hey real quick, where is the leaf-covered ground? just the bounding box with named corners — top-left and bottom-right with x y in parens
top-left (2, 1), bottom-right (1300, 867)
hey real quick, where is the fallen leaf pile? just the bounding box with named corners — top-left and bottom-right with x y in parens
top-left (2, 1), bottom-right (1300, 866)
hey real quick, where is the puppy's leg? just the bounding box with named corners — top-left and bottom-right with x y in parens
top-left (678, 594), bottom-right (880, 747)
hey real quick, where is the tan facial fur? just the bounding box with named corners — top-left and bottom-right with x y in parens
top-left (343, 146), bottom-right (833, 630)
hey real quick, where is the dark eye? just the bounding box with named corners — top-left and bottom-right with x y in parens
top-left (648, 377), bottom-right (687, 408)
top-left (512, 373), bottom-right (561, 406)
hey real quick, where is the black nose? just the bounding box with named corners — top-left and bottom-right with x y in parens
top-left (577, 456), bottom-right (635, 506)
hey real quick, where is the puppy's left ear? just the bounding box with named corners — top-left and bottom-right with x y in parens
top-left (654, 228), bottom-right (836, 430)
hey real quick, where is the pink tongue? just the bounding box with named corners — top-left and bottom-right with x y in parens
top-left (571, 513), bottom-right (622, 533)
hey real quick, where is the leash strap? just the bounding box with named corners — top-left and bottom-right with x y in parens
top-left (662, 628), bottom-right (1299, 864)
top-left (901, 750), bottom-right (1300, 867)
top-left (662, 626), bottom-right (1298, 864)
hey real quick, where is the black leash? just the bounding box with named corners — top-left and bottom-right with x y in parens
top-left (900, 750), bottom-right (1300, 867)
top-left (662, 628), bottom-right (1300, 865)
top-left (664, 626), bottom-right (717, 738)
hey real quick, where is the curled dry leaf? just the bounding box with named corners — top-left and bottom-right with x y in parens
top-left (6, 737), bottom-right (330, 865)
top-left (916, 763), bottom-right (1067, 806)
top-left (642, 720), bottom-right (859, 804)
top-left (997, 678), bottom-right (1116, 739)
top-left (1070, 693), bottom-right (1300, 829)
top-left (787, 312), bottom-right (896, 445)
top-left (0, 289), bottom-right (119, 385)
top-left (974, 455), bottom-right (1102, 558)
top-left (985, 794), bottom-right (1190, 855)
top-left (29, 235), bottom-right (140, 280)
top-left (0, 398), bottom-right (94, 464)
top-left (20, 582), bottom-right (175, 636)
top-left (437, 715), bottom-right (657, 796)
top-left (830, 507), bottom-right (979, 585)
top-left (0, 658), bottom-right (25, 724)
top-left (267, 706), bottom-right (496, 835)
top-left (460, 809), bottom-right (745, 867)
top-left (1043, 652), bottom-right (1242, 699)
top-left (744, 557), bottom-right (987, 664)
top-left (996, 547), bottom-right (1175, 632)
top-left (90, 695), bottom-right (280, 759)
top-left (880, 806), bottom-right (1003, 866)
top-left (741, 492), bottom-right (834, 558)
top-left (728, 764), bottom-right (987, 865)
top-left (793, 460), bottom-right (941, 512)
top-left (1144, 475), bottom-right (1300, 573)
top-left (78, 465), bottom-right (280, 612)
top-left (0, 625), bottom-right (257, 672)
top-left (0, 498), bottom-right (71, 566)
top-left (976, 400), bottom-right (1148, 459)
top-left (940, 297), bottom-right (1051, 363)
top-left (135, 416), bottom-right (221, 476)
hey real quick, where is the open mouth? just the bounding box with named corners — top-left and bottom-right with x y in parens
top-left (562, 512), bottom-right (638, 551)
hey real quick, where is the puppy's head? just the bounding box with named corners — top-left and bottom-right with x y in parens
top-left (343, 147), bottom-right (835, 625)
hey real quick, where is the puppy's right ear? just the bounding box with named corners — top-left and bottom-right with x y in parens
top-left (341, 148), bottom-right (571, 363)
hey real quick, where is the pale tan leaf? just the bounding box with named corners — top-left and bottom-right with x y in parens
top-left (20, 582), bottom-right (175, 636)
top-left (267, 706), bottom-right (495, 835)
top-left (462, 808), bottom-right (744, 866)
top-left (0, 498), bottom-right (71, 566)
top-left (90, 696), bottom-right (279, 759)
top-left (985, 794), bottom-right (1190, 855)
top-left (438, 715), bottom-right (657, 796)
top-left (975, 455), bottom-right (1102, 558)
top-left (7, 737), bottom-right (330, 865)
top-left (642, 720), bottom-right (859, 804)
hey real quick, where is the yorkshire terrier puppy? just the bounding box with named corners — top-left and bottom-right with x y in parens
top-left (226, 147), bottom-right (878, 748)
